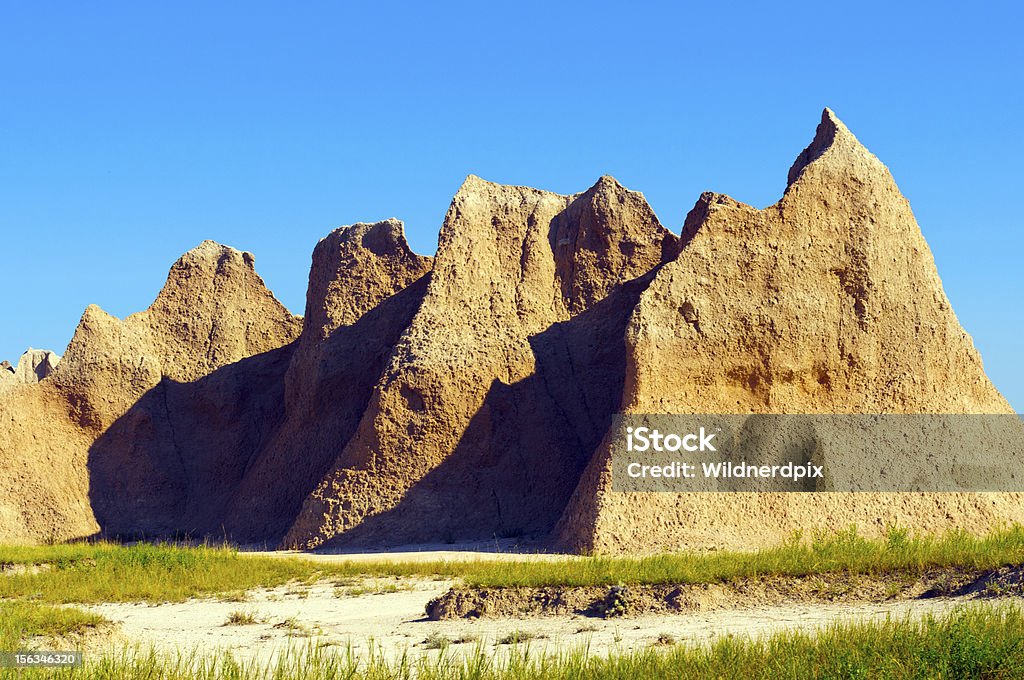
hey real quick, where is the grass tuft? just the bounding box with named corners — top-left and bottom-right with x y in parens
top-left (223, 609), bottom-right (261, 626)
top-left (422, 632), bottom-right (451, 650)
top-left (496, 630), bottom-right (544, 645)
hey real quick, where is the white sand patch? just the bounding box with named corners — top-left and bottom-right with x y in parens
top-left (80, 575), bottom-right (993, 666)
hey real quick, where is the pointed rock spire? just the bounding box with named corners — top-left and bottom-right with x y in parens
top-left (552, 175), bottom-right (680, 313)
top-left (304, 219), bottom-right (432, 339)
top-left (786, 108), bottom-right (880, 188)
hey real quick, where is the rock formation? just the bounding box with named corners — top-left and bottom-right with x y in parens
top-left (1, 108), bottom-right (1021, 552)
top-left (13, 349), bottom-right (61, 384)
top-left (283, 176), bottom-right (679, 548)
top-left (0, 361), bottom-right (14, 390)
top-left (0, 242), bottom-right (301, 543)
top-left (0, 350), bottom-right (61, 393)
top-left (553, 109), bottom-right (1020, 553)
top-left (218, 219), bottom-right (433, 543)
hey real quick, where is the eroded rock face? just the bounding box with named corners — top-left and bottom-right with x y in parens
top-left (54, 241), bottom-right (302, 431)
top-left (13, 349), bottom-right (61, 384)
top-left (0, 351), bottom-right (61, 394)
top-left (283, 175), bottom-right (680, 549)
top-left (0, 242), bottom-right (302, 543)
top-left (303, 219), bottom-right (432, 338)
top-left (0, 384), bottom-right (98, 543)
top-left (0, 361), bottom-right (14, 391)
top-left (218, 220), bottom-right (433, 543)
top-left (65, 221), bottom-right (433, 541)
top-left (77, 243), bottom-right (303, 536)
top-left (2, 108), bottom-right (1020, 552)
top-left (553, 109), bottom-right (1021, 554)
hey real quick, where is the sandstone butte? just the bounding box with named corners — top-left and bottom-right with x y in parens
top-left (0, 108), bottom-right (1021, 552)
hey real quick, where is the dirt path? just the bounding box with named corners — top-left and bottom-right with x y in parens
top-left (80, 577), bottom-right (1012, 666)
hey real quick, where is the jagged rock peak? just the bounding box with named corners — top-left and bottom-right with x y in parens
top-left (150, 240), bottom-right (288, 312)
top-left (322, 219), bottom-right (418, 259)
top-left (0, 360), bottom-right (12, 374)
top-left (786, 108), bottom-right (878, 188)
top-left (450, 174), bottom-right (568, 212)
top-left (150, 240), bottom-right (273, 317)
top-left (10, 348), bottom-right (61, 384)
top-left (174, 240), bottom-right (257, 269)
top-left (553, 175), bottom-right (681, 312)
top-left (680, 192), bottom-right (753, 245)
top-left (52, 239), bottom-right (302, 397)
top-left (304, 219), bottom-right (432, 337)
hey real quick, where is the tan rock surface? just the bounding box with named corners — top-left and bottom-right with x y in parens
top-left (0, 362), bottom-right (13, 391)
top-left (50, 221), bottom-right (430, 541)
top-left (53, 241), bottom-right (301, 430)
top-left (1, 109), bottom-right (1020, 553)
top-left (220, 220), bottom-right (433, 542)
top-left (284, 175), bottom-right (680, 549)
top-left (12, 349), bottom-right (61, 384)
top-left (0, 384), bottom-right (98, 543)
top-left (0, 242), bottom-right (301, 542)
top-left (554, 109), bottom-right (1024, 553)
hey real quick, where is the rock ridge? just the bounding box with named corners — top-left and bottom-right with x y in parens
top-left (1, 108), bottom-right (1021, 553)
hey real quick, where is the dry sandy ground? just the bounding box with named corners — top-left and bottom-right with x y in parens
top-left (81, 575), bottom-right (999, 667)
top-left (243, 539), bottom-right (580, 564)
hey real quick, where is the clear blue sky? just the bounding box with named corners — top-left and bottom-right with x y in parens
top-left (1, 2), bottom-right (1021, 409)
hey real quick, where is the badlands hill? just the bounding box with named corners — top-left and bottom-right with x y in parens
top-left (0, 109), bottom-right (1021, 552)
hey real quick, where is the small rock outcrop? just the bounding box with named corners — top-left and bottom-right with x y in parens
top-left (0, 350), bottom-right (61, 391)
top-left (14, 349), bottom-right (61, 384)
top-left (0, 361), bottom-right (14, 390)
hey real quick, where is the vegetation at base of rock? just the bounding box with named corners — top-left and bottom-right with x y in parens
top-left (4, 525), bottom-right (1024, 606)
top-left (5, 605), bottom-right (1023, 679)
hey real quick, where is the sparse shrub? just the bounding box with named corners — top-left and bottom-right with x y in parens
top-left (273, 616), bottom-right (312, 637)
top-left (423, 632), bottom-right (451, 650)
top-left (496, 630), bottom-right (542, 645)
top-left (217, 590), bottom-right (250, 603)
top-left (600, 585), bottom-right (630, 618)
top-left (654, 632), bottom-right (676, 646)
top-left (224, 609), bottom-right (260, 625)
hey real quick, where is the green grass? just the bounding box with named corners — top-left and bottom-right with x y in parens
top-left (2, 525), bottom-right (1024, 607)
top-left (0, 543), bottom-right (328, 604)
top-left (448, 524), bottom-right (1024, 588)
top-left (223, 610), bottom-right (261, 626)
top-left (0, 602), bottom-right (105, 649)
top-left (3, 604), bottom-right (1023, 679)
top-left (496, 631), bottom-right (544, 645)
